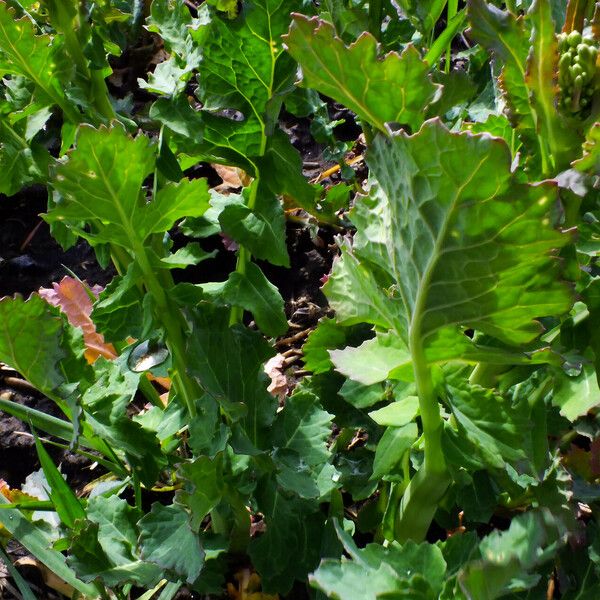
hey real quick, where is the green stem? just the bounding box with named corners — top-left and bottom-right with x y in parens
top-left (394, 330), bottom-right (450, 542)
top-left (445, 0), bottom-right (458, 73)
top-left (528, 376), bottom-right (552, 475)
top-left (61, 9), bottom-right (115, 122)
top-left (368, 0), bottom-right (383, 40)
top-left (229, 178), bottom-right (260, 327)
top-left (133, 243), bottom-right (200, 418)
top-left (133, 471), bottom-right (143, 511)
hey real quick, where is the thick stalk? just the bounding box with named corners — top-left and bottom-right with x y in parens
top-left (133, 243), bottom-right (201, 417)
top-left (61, 26), bottom-right (116, 122)
top-left (394, 329), bottom-right (450, 542)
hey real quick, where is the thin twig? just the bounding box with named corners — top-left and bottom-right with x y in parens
top-left (275, 328), bottom-right (311, 347)
top-left (1, 377), bottom-right (38, 394)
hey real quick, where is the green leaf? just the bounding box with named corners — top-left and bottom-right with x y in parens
top-left (186, 304), bottom-right (276, 448)
top-left (218, 262), bottom-right (287, 337)
top-left (34, 434), bottom-right (85, 529)
top-left (249, 477), bottom-right (327, 594)
top-left (310, 522), bottom-right (447, 599)
top-left (270, 390), bottom-right (338, 498)
top-left (139, 503), bottom-right (204, 584)
top-left (155, 0), bottom-right (301, 166)
top-left (552, 362), bottom-right (600, 422)
top-left (330, 332), bottom-right (411, 385)
top-left (46, 125), bottom-right (210, 250)
top-left (358, 121), bottom-right (571, 347)
top-left (445, 379), bottom-right (530, 470)
top-left (205, 0), bottom-right (239, 18)
top-left (273, 390), bottom-right (334, 466)
top-left (303, 319), bottom-right (373, 374)
top-left (83, 357), bottom-right (166, 486)
top-left (0, 121), bottom-right (46, 196)
top-left (86, 496), bottom-right (141, 567)
top-left (140, 0), bottom-right (202, 96)
top-left (219, 185), bottom-right (289, 267)
top-left (573, 122), bottom-right (600, 175)
top-left (396, 0), bottom-right (447, 35)
top-left (284, 16), bottom-right (438, 132)
top-left (196, 0), bottom-right (298, 137)
top-left (467, 1), bottom-right (532, 136)
top-left (0, 3), bottom-right (72, 113)
top-left (92, 264), bottom-right (145, 342)
top-left (467, 0), bottom-right (574, 174)
top-left (0, 295), bottom-right (66, 394)
top-left (371, 423), bottom-right (418, 481)
top-left (324, 240), bottom-right (406, 332)
top-left (458, 509), bottom-right (569, 599)
top-left (158, 243), bottom-right (216, 269)
top-left (176, 455), bottom-right (223, 531)
top-left (256, 130), bottom-right (318, 211)
top-left (0, 495), bottom-right (98, 597)
top-left (369, 395), bottom-right (420, 427)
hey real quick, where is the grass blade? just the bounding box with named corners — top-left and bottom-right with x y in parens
top-left (0, 544), bottom-right (38, 600)
top-left (33, 432), bottom-right (87, 529)
top-left (0, 493), bottom-right (98, 597)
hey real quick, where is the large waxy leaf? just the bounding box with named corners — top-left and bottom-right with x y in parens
top-left (284, 15), bottom-right (438, 132)
top-left (337, 120), bottom-right (571, 357)
top-left (46, 125), bottom-right (210, 251)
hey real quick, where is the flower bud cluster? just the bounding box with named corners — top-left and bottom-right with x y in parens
top-left (557, 31), bottom-right (599, 115)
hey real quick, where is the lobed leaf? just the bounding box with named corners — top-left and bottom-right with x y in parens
top-left (284, 15), bottom-right (438, 132)
top-left (139, 503), bottom-right (204, 584)
top-left (362, 120), bottom-right (571, 347)
top-left (0, 2), bottom-right (70, 107)
top-left (46, 125), bottom-right (210, 251)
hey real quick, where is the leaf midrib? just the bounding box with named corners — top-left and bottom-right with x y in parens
top-left (407, 153), bottom-right (489, 343)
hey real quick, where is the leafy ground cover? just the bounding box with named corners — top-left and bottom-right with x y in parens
top-left (1, 0), bottom-right (600, 598)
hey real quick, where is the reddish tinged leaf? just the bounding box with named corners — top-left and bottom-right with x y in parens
top-left (39, 277), bottom-right (116, 363)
